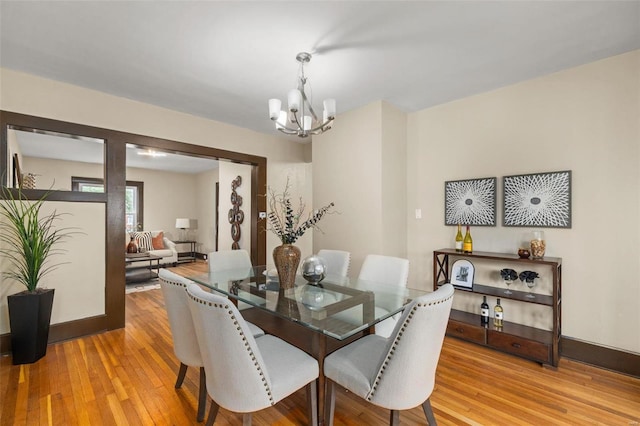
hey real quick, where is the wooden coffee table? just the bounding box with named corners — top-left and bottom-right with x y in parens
top-left (125, 253), bottom-right (161, 284)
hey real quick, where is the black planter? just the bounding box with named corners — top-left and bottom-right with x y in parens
top-left (7, 288), bottom-right (55, 365)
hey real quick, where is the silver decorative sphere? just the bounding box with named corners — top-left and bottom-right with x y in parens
top-left (301, 255), bottom-right (327, 284)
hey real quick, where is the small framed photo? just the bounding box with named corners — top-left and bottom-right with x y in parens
top-left (450, 259), bottom-right (474, 289)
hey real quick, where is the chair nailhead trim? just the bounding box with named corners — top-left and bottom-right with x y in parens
top-left (186, 290), bottom-right (275, 405)
top-left (367, 293), bottom-right (454, 400)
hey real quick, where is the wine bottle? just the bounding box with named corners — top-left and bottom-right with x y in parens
top-left (480, 296), bottom-right (489, 326)
top-left (463, 225), bottom-right (473, 253)
top-left (455, 224), bottom-right (463, 252)
top-left (494, 298), bottom-right (503, 327)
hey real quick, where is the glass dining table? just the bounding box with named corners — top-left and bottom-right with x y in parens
top-left (185, 266), bottom-right (427, 425)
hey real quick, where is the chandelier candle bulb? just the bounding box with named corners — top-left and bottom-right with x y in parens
top-left (288, 89), bottom-right (301, 112)
top-left (303, 116), bottom-right (312, 131)
top-left (276, 111), bottom-right (287, 130)
top-left (269, 99), bottom-right (281, 120)
top-left (323, 99), bottom-right (336, 118)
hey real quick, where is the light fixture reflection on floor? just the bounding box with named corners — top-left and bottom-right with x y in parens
top-left (268, 52), bottom-right (335, 138)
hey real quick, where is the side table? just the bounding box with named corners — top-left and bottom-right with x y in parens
top-left (174, 240), bottom-right (197, 263)
top-left (125, 253), bottom-right (162, 284)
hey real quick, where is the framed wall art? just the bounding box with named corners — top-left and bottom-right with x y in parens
top-left (13, 153), bottom-right (22, 189)
top-left (444, 177), bottom-right (496, 226)
top-left (503, 170), bottom-right (571, 228)
top-left (450, 259), bottom-right (474, 289)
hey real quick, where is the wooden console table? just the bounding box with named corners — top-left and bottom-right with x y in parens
top-left (433, 249), bottom-right (561, 366)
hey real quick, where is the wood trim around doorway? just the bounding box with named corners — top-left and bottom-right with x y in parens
top-left (0, 111), bottom-right (267, 353)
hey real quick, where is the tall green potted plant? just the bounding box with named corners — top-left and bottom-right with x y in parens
top-left (0, 186), bottom-right (74, 364)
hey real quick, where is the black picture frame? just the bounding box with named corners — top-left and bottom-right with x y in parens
top-left (503, 170), bottom-right (572, 228)
top-left (444, 177), bottom-right (496, 226)
top-left (450, 259), bottom-right (474, 289)
top-left (13, 153), bottom-right (22, 189)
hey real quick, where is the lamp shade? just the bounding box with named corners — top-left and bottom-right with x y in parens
top-left (323, 99), bottom-right (336, 118)
top-left (303, 115), bottom-right (312, 131)
top-left (288, 89), bottom-right (302, 112)
top-left (276, 111), bottom-right (288, 130)
top-left (175, 218), bottom-right (190, 229)
top-left (268, 99), bottom-right (281, 120)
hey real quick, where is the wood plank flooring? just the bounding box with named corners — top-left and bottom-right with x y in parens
top-left (1, 260), bottom-right (639, 425)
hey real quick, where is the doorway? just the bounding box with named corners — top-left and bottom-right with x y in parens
top-left (0, 111), bottom-right (267, 349)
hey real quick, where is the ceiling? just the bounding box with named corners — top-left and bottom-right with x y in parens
top-left (1, 1), bottom-right (639, 141)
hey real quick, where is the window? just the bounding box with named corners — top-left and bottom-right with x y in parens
top-left (72, 177), bottom-right (144, 232)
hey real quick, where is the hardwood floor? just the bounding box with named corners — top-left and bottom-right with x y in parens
top-left (1, 260), bottom-right (639, 425)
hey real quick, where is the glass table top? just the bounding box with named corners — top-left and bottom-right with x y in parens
top-left (186, 266), bottom-right (427, 340)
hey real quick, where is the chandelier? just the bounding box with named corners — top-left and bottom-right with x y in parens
top-left (268, 52), bottom-right (336, 138)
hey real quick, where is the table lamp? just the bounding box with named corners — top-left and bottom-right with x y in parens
top-left (175, 218), bottom-right (190, 241)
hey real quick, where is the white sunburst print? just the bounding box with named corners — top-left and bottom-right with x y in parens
top-left (503, 171), bottom-right (571, 227)
top-left (445, 178), bottom-right (496, 226)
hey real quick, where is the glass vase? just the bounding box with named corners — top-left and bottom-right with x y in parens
top-left (530, 231), bottom-right (546, 259)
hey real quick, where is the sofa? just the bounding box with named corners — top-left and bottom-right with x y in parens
top-left (126, 230), bottom-right (178, 266)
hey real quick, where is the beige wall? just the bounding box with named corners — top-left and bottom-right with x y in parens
top-left (313, 102), bottom-right (383, 275)
top-left (194, 168), bottom-right (219, 255)
top-left (406, 50), bottom-right (639, 353)
top-left (21, 155), bottom-right (103, 191)
top-left (0, 202), bottom-right (105, 334)
top-left (313, 101), bottom-right (408, 275)
top-left (126, 167), bottom-right (199, 241)
top-left (264, 161), bottom-right (314, 267)
top-left (0, 68), bottom-right (310, 330)
top-left (381, 102), bottom-right (408, 259)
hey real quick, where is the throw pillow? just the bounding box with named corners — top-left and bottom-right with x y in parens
top-left (152, 232), bottom-right (165, 250)
top-left (133, 231), bottom-right (153, 252)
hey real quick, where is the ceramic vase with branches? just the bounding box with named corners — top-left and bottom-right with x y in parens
top-left (267, 178), bottom-right (334, 290)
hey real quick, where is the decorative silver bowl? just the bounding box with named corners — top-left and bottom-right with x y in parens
top-left (300, 255), bottom-right (327, 284)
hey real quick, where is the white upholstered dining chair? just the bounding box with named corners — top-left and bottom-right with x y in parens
top-left (208, 249), bottom-right (253, 275)
top-left (324, 284), bottom-right (454, 426)
top-left (186, 283), bottom-right (320, 426)
top-left (358, 254), bottom-right (409, 287)
top-left (317, 249), bottom-right (351, 278)
top-left (358, 254), bottom-right (410, 338)
top-left (158, 269), bottom-right (264, 422)
top-left (208, 249), bottom-right (255, 310)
